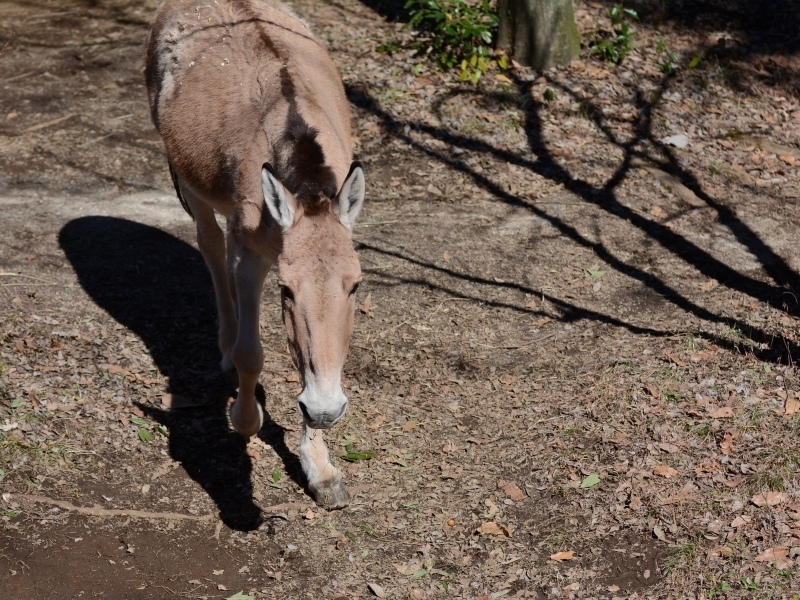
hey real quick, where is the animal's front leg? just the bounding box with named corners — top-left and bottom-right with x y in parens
top-left (229, 246), bottom-right (270, 437)
top-left (300, 424), bottom-right (350, 509)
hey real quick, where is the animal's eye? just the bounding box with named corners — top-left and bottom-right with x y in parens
top-left (349, 282), bottom-right (360, 296)
top-left (280, 285), bottom-right (294, 301)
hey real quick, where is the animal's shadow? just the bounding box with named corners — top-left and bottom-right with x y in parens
top-left (59, 216), bottom-right (303, 531)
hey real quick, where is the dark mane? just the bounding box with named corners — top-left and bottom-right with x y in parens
top-left (277, 66), bottom-right (338, 213)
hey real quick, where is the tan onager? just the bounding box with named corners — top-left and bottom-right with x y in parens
top-left (144, 0), bottom-right (366, 508)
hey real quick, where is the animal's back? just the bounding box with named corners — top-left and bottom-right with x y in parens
top-left (144, 0), bottom-right (352, 203)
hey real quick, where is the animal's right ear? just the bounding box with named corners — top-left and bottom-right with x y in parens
top-left (262, 164), bottom-right (297, 231)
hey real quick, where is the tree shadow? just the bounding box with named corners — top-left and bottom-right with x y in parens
top-left (58, 216), bottom-right (303, 530)
top-left (345, 68), bottom-right (799, 364)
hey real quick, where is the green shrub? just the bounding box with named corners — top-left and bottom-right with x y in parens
top-left (378, 0), bottom-right (506, 83)
top-left (590, 3), bottom-right (638, 64)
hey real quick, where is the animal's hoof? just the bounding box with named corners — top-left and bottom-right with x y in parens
top-left (309, 478), bottom-right (350, 510)
top-left (230, 399), bottom-right (263, 438)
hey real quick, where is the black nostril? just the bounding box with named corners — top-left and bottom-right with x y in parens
top-left (298, 401), bottom-right (311, 422)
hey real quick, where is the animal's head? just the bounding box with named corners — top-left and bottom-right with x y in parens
top-left (262, 162), bottom-right (365, 429)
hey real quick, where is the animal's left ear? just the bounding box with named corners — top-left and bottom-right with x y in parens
top-left (335, 162), bottom-right (365, 230)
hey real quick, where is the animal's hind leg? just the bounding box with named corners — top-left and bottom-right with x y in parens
top-left (300, 425), bottom-right (350, 509)
top-left (180, 186), bottom-right (238, 373)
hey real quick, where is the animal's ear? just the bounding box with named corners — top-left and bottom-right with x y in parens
top-left (335, 162), bottom-right (365, 230)
top-left (262, 164), bottom-right (297, 231)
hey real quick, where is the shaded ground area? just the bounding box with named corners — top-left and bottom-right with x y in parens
top-left (1, 0), bottom-right (800, 599)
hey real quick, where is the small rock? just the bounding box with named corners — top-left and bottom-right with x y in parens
top-left (662, 134), bottom-right (689, 148)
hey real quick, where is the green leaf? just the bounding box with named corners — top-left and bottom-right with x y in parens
top-left (442, 580), bottom-right (450, 591)
top-left (138, 428), bottom-right (153, 443)
top-left (580, 473), bottom-right (601, 488)
top-left (342, 449), bottom-right (376, 462)
top-left (585, 264), bottom-right (606, 277)
top-left (154, 424), bottom-right (168, 436)
top-left (360, 524), bottom-right (373, 535)
top-left (412, 569), bottom-right (428, 578)
top-left (688, 55), bottom-right (702, 68)
top-left (345, 530), bottom-right (357, 543)
top-left (10, 398), bottom-right (24, 409)
top-left (226, 593), bottom-right (254, 600)
top-left (0, 468), bottom-right (5, 479)
top-left (271, 468), bottom-right (282, 483)
top-left (361, 549), bottom-right (369, 558)
top-left (543, 88), bottom-right (555, 102)
top-left (129, 417), bottom-right (148, 426)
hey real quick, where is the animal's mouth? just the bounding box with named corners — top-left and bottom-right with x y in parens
top-left (297, 400), bottom-right (348, 429)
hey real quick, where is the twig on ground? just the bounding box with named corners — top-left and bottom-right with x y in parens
top-left (22, 113), bottom-right (77, 134)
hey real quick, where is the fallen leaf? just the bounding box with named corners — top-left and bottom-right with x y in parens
top-left (367, 583), bottom-right (386, 598)
top-left (660, 486), bottom-right (695, 505)
top-left (580, 474), bottom-right (601, 488)
top-left (550, 551), bottom-right (574, 562)
top-left (709, 406), bottom-right (734, 418)
top-left (653, 465), bottom-right (679, 478)
top-left (653, 525), bottom-right (667, 541)
top-left (476, 522), bottom-right (511, 536)
top-left (720, 430), bottom-right (736, 456)
top-left (141, 484), bottom-right (150, 494)
top-left (708, 546), bottom-right (733, 557)
top-left (629, 495), bottom-right (642, 510)
top-left (402, 419), bottom-right (420, 433)
top-left (497, 480), bottom-right (526, 500)
top-left (607, 585), bottom-right (620, 592)
top-left (359, 293), bottom-right (373, 315)
top-left (730, 515), bottom-right (752, 528)
top-left (217, 584), bottom-right (228, 591)
top-left (690, 351), bottom-right (713, 362)
top-left (442, 251), bottom-right (451, 262)
top-left (427, 183), bottom-right (442, 196)
top-left (663, 350), bottom-right (688, 366)
top-left (649, 205), bottom-right (668, 219)
top-left (751, 492), bottom-right (787, 507)
top-left (227, 594), bottom-right (254, 600)
top-left (779, 154), bottom-right (796, 165)
top-left (107, 364), bottom-right (124, 375)
top-left (532, 316), bottom-right (553, 327)
top-left (14, 339), bottom-right (25, 353)
top-left (368, 414), bottom-right (385, 429)
top-left (659, 442), bottom-right (679, 453)
top-left (699, 278), bottom-right (717, 292)
top-left (213, 569), bottom-right (224, 575)
top-left (754, 546), bottom-right (789, 562)
top-left (785, 398), bottom-right (800, 416)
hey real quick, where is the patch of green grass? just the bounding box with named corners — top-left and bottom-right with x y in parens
top-left (750, 472), bottom-right (786, 492)
top-left (559, 425), bottom-right (584, 438)
top-left (663, 390), bottom-right (684, 403)
top-left (664, 536), bottom-right (701, 573)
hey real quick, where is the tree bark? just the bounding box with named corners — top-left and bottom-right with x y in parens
top-left (497, 0), bottom-right (581, 70)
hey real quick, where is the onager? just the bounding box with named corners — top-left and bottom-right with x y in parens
top-left (144, 0), bottom-right (365, 508)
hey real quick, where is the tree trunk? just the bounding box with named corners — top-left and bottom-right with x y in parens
top-left (497, 0), bottom-right (581, 70)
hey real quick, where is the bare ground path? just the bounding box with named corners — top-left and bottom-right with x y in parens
top-left (1, 1), bottom-right (800, 599)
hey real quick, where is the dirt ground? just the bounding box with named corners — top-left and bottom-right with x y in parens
top-left (1, 0), bottom-right (800, 598)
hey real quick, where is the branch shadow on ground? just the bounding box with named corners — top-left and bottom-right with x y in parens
top-left (58, 216), bottom-right (303, 531)
top-left (346, 71), bottom-right (799, 364)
